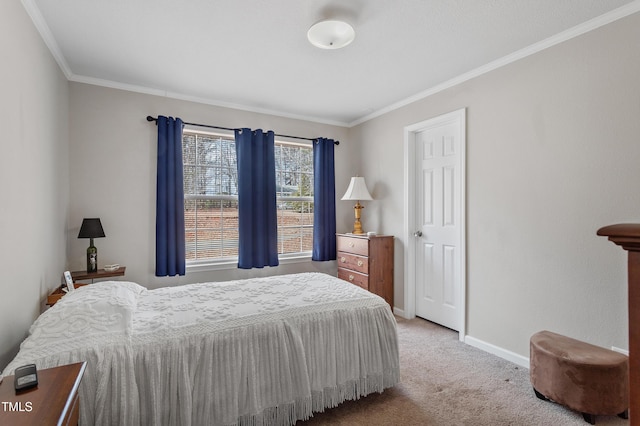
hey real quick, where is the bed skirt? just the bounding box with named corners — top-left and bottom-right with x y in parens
top-left (4, 273), bottom-right (399, 425)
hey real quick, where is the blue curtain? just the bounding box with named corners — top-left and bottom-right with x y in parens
top-left (312, 138), bottom-right (337, 261)
top-left (235, 128), bottom-right (279, 269)
top-left (155, 116), bottom-right (186, 276)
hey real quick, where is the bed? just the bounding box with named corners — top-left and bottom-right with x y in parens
top-left (4, 272), bottom-right (399, 425)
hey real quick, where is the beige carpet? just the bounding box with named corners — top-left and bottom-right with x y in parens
top-left (300, 317), bottom-right (628, 426)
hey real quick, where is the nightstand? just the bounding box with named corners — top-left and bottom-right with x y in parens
top-left (0, 362), bottom-right (86, 426)
top-left (46, 284), bottom-right (88, 306)
top-left (71, 266), bottom-right (126, 283)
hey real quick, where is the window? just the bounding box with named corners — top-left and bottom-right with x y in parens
top-left (274, 141), bottom-right (314, 256)
top-left (183, 130), bottom-right (314, 265)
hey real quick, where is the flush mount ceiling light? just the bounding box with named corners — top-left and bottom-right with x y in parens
top-left (307, 20), bottom-right (355, 49)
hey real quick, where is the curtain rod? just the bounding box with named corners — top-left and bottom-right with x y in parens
top-left (146, 116), bottom-right (339, 145)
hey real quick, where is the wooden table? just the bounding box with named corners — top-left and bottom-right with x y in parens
top-left (597, 224), bottom-right (640, 426)
top-left (46, 284), bottom-right (88, 306)
top-left (71, 266), bottom-right (126, 282)
top-left (0, 362), bottom-right (86, 425)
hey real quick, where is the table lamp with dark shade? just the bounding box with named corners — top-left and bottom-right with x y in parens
top-left (78, 218), bottom-right (105, 273)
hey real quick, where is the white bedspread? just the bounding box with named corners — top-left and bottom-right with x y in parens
top-left (4, 272), bottom-right (399, 425)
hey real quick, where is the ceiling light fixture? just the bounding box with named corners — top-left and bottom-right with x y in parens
top-left (307, 20), bottom-right (355, 49)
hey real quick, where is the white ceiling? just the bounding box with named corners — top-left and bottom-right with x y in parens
top-left (24, 0), bottom-right (640, 127)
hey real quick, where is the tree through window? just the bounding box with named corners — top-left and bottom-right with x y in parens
top-left (183, 130), bottom-right (314, 264)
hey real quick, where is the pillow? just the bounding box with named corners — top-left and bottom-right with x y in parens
top-left (5, 282), bottom-right (147, 376)
top-left (37, 281), bottom-right (147, 336)
top-left (60, 280), bottom-right (145, 308)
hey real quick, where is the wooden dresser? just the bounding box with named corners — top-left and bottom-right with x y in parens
top-left (336, 233), bottom-right (394, 307)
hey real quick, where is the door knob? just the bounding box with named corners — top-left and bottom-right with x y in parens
top-left (414, 230), bottom-right (423, 237)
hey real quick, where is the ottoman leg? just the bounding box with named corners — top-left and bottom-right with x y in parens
top-left (533, 388), bottom-right (549, 401)
top-left (582, 413), bottom-right (596, 425)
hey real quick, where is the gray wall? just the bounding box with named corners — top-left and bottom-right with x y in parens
top-left (350, 12), bottom-right (640, 358)
top-left (67, 83), bottom-right (352, 289)
top-left (3, 2), bottom-right (639, 370)
top-left (0, 1), bottom-right (70, 368)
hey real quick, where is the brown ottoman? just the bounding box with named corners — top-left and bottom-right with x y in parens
top-left (530, 330), bottom-right (629, 424)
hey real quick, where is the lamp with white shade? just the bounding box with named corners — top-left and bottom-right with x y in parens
top-left (341, 176), bottom-right (373, 234)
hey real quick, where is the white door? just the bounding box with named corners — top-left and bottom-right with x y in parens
top-left (409, 110), bottom-right (465, 332)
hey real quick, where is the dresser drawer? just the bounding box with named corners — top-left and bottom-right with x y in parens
top-left (337, 251), bottom-right (368, 274)
top-left (337, 235), bottom-right (369, 256)
top-left (338, 268), bottom-right (369, 290)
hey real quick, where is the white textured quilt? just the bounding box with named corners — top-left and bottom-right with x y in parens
top-left (4, 272), bottom-right (399, 425)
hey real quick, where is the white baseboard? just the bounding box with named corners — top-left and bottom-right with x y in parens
top-left (393, 307), bottom-right (407, 318)
top-left (612, 346), bottom-right (629, 356)
top-left (464, 335), bottom-right (530, 369)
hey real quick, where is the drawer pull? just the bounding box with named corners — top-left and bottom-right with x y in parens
top-left (348, 274), bottom-right (355, 282)
top-left (349, 242), bottom-right (355, 247)
top-left (340, 257), bottom-right (346, 263)
top-left (357, 260), bottom-right (364, 267)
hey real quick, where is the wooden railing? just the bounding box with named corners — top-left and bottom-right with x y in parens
top-left (597, 224), bottom-right (640, 425)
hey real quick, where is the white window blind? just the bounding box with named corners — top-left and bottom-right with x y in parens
top-left (183, 130), bottom-right (314, 264)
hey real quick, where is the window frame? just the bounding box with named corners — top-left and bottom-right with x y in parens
top-left (183, 128), bottom-right (314, 272)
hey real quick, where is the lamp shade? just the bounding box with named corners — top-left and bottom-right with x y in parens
top-left (341, 177), bottom-right (373, 201)
top-left (78, 218), bottom-right (106, 239)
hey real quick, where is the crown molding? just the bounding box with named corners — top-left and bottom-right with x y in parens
top-left (349, 0), bottom-right (640, 127)
top-left (20, 0), bottom-right (350, 128)
top-left (68, 74), bottom-right (350, 128)
top-left (21, 0), bottom-right (640, 129)
top-left (21, 0), bottom-right (72, 79)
